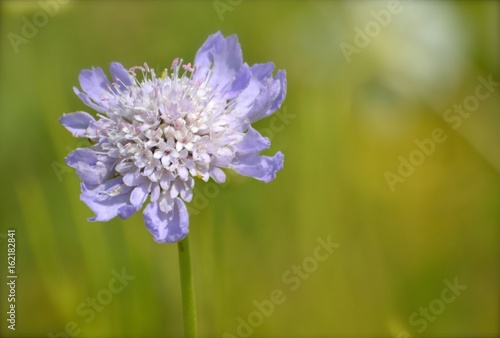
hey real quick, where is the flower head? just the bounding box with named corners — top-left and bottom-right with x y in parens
top-left (60, 32), bottom-right (286, 243)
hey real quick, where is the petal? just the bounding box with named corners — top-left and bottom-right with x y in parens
top-left (180, 187), bottom-right (193, 202)
top-left (270, 70), bottom-right (287, 113)
top-left (229, 63), bottom-right (251, 97)
top-left (234, 126), bottom-right (270, 155)
top-left (80, 177), bottom-right (134, 222)
top-left (73, 87), bottom-right (108, 113)
top-left (123, 170), bottom-right (144, 186)
top-left (118, 205), bottom-right (140, 219)
top-left (210, 167), bottom-right (226, 184)
top-left (65, 148), bottom-right (96, 167)
top-left (170, 179), bottom-right (183, 199)
top-left (130, 181), bottom-right (150, 207)
top-left (65, 148), bottom-right (116, 185)
top-left (194, 32), bottom-right (251, 99)
top-left (177, 166), bottom-right (189, 181)
top-left (150, 183), bottom-right (161, 202)
top-left (143, 199), bottom-right (189, 243)
top-left (78, 67), bottom-right (111, 103)
top-left (158, 192), bottom-right (174, 213)
top-left (212, 147), bottom-right (234, 167)
top-left (231, 151), bottom-right (284, 183)
top-left (235, 64), bottom-right (287, 123)
top-left (109, 62), bottom-right (132, 90)
top-left (230, 126), bottom-right (284, 183)
top-left (59, 112), bottom-right (96, 137)
top-left (234, 63), bottom-right (275, 116)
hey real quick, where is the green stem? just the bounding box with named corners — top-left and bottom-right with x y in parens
top-left (177, 235), bottom-right (197, 338)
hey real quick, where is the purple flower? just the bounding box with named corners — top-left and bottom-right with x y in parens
top-left (60, 32), bottom-right (286, 243)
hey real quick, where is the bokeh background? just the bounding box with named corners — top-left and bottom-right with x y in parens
top-left (1, 0), bottom-right (499, 337)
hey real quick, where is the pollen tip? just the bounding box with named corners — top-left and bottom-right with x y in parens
top-left (171, 58), bottom-right (180, 70)
top-left (182, 63), bottom-right (194, 73)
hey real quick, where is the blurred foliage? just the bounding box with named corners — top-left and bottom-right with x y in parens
top-left (0, 1), bottom-right (499, 337)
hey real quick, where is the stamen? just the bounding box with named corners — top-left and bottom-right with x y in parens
top-left (182, 63), bottom-right (194, 73)
top-left (171, 58), bottom-right (180, 70)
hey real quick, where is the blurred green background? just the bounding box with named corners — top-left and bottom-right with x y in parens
top-left (1, 0), bottom-right (499, 337)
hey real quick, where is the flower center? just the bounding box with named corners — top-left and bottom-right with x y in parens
top-left (95, 59), bottom-right (244, 210)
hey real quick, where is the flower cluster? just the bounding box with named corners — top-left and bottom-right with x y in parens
top-left (60, 32), bottom-right (286, 243)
